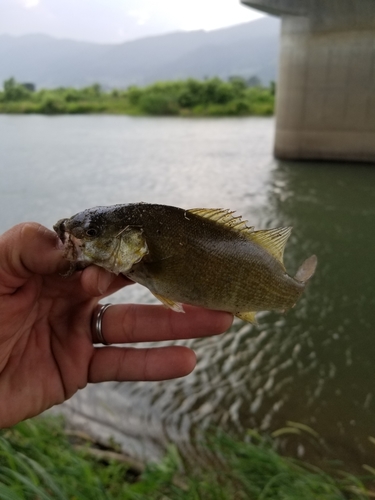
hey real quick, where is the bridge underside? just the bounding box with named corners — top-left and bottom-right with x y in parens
top-left (242, 0), bottom-right (375, 163)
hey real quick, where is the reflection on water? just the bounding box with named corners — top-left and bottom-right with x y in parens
top-left (1, 115), bottom-right (375, 469)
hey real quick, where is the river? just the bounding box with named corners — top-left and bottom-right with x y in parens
top-left (1, 114), bottom-right (375, 469)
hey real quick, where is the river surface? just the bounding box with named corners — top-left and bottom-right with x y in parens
top-left (1, 115), bottom-right (375, 469)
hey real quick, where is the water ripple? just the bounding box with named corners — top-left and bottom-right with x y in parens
top-left (1, 115), bottom-right (375, 468)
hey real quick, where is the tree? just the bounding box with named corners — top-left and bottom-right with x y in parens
top-left (247, 76), bottom-right (262, 88)
top-left (3, 78), bottom-right (31, 101)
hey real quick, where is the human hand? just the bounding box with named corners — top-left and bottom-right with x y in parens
top-left (0, 223), bottom-right (233, 428)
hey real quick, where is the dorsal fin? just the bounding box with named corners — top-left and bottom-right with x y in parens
top-left (188, 208), bottom-right (254, 235)
top-left (247, 227), bottom-right (292, 267)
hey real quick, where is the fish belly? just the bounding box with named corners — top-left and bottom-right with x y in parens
top-left (128, 246), bottom-right (304, 314)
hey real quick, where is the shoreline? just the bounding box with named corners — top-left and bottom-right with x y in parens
top-left (0, 77), bottom-right (275, 117)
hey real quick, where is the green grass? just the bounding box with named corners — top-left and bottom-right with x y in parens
top-left (0, 77), bottom-right (275, 117)
top-left (0, 417), bottom-right (373, 500)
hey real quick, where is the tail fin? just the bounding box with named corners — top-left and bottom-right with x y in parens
top-left (295, 255), bottom-right (317, 283)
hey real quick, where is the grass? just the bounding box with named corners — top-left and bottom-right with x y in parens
top-left (0, 77), bottom-right (275, 117)
top-left (0, 417), bottom-right (373, 500)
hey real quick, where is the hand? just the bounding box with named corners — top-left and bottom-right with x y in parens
top-left (0, 223), bottom-right (233, 428)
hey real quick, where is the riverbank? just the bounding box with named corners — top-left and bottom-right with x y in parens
top-left (0, 77), bottom-right (274, 116)
top-left (0, 417), bottom-right (372, 499)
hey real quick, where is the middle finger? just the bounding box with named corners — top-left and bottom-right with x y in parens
top-left (95, 303), bottom-right (233, 344)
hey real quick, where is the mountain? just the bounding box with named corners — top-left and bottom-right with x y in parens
top-left (0, 16), bottom-right (280, 89)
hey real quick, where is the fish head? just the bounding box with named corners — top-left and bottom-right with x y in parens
top-left (54, 207), bottom-right (149, 274)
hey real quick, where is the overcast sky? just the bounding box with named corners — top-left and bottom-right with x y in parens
top-left (0, 0), bottom-right (264, 44)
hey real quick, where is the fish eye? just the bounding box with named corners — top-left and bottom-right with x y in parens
top-left (86, 227), bottom-right (98, 237)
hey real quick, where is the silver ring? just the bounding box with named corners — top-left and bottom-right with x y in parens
top-left (93, 303), bottom-right (112, 345)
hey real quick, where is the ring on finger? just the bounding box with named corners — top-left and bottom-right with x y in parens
top-left (93, 303), bottom-right (112, 345)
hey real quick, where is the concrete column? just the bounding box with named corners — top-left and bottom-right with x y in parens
top-left (242, 0), bottom-right (375, 163)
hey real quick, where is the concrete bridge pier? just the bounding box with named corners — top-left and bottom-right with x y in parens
top-left (241, 0), bottom-right (375, 163)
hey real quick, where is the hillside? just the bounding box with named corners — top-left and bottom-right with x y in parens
top-left (0, 16), bottom-right (280, 89)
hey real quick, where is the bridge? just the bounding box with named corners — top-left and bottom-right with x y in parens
top-left (241, 0), bottom-right (375, 163)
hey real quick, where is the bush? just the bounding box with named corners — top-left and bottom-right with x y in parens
top-left (201, 78), bottom-right (235, 105)
top-left (138, 93), bottom-right (179, 115)
top-left (63, 90), bottom-right (81, 102)
top-left (39, 96), bottom-right (65, 114)
top-left (177, 79), bottom-right (204, 108)
top-left (126, 86), bottom-right (143, 106)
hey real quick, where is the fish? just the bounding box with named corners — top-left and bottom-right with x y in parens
top-left (54, 203), bottom-right (317, 324)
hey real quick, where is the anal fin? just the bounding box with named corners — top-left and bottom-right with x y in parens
top-left (235, 311), bottom-right (258, 325)
top-left (152, 292), bottom-right (185, 313)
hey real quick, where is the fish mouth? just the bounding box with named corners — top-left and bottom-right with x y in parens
top-left (61, 232), bottom-right (85, 262)
top-left (53, 218), bottom-right (68, 244)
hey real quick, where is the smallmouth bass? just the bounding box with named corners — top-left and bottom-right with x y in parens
top-left (54, 203), bottom-right (317, 324)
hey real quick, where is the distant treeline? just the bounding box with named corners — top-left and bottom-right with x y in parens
top-left (0, 77), bottom-right (275, 116)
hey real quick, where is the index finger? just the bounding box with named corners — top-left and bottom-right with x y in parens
top-left (97, 303), bottom-right (233, 344)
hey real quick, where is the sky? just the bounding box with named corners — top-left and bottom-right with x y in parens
top-left (0, 0), bottom-right (264, 44)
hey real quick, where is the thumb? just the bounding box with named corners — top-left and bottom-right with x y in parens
top-left (0, 223), bottom-right (66, 292)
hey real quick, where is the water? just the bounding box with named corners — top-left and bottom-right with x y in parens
top-left (1, 115), bottom-right (375, 469)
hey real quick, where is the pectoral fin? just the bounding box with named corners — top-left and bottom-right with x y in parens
top-left (235, 311), bottom-right (258, 325)
top-left (152, 293), bottom-right (185, 313)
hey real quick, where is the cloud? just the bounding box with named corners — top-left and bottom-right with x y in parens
top-left (20, 0), bottom-right (40, 8)
top-left (153, 0), bottom-right (262, 31)
top-left (128, 8), bottom-right (151, 26)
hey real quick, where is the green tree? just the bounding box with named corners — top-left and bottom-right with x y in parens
top-left (229, 76), bottom-right (247, 95)
top-left (3, 77), bottom-right (31, 101)
top-left (81, 83), bottom-right (102, 98)
top-left (138, 92), bottom-right (178, 115)
top-left (126, 85), bottom-right (143, 106)
top-left (247, 75), bottom-right (262, 87)
top-left (177, 79), bottom-right (203, 108)
top-left (201, 78), bottom-right (234, 105)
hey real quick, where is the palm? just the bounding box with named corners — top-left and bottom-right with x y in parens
top-left (1, 270), bottom-right (99, 425)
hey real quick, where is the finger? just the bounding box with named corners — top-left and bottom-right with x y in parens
top-left (80, 266), bottom-right (134, 297)
top-left (89, 345), bottom-right (196, 382)
top-left (0, 223), bottom-right (67, 292)
top-left (96, 303), bottom-right (233, 344)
